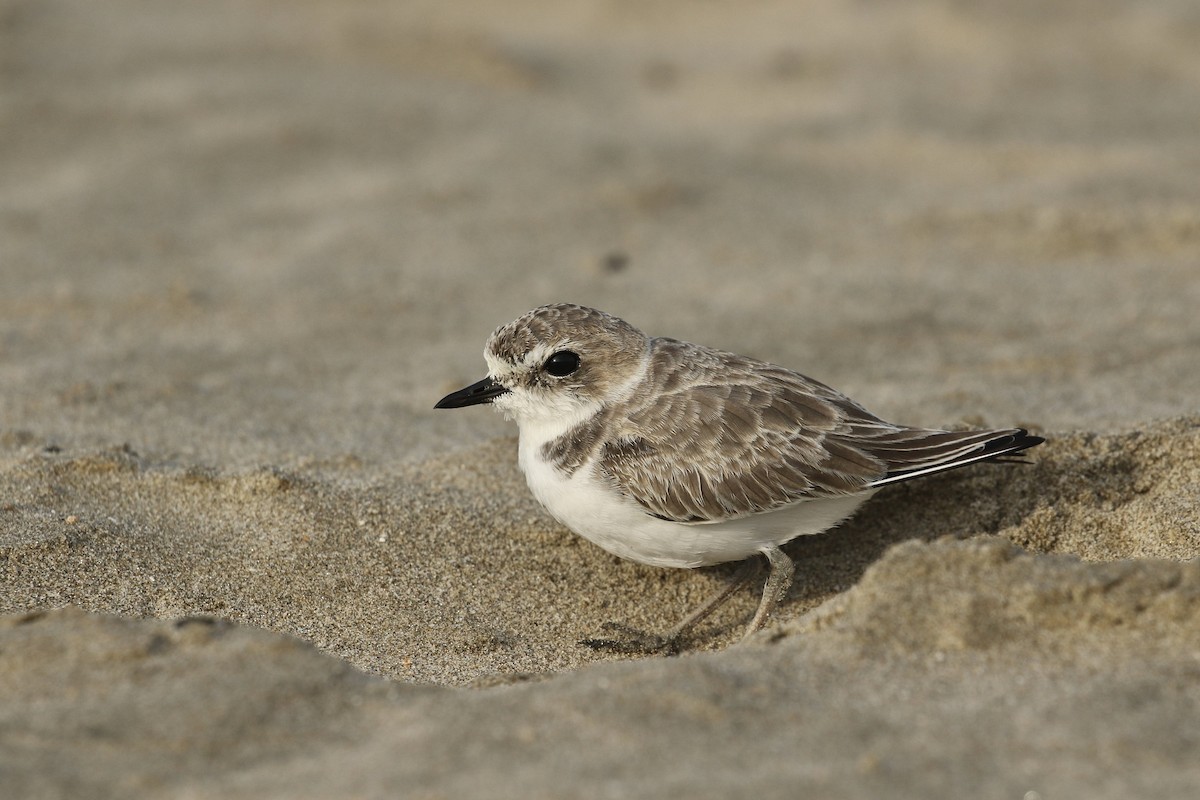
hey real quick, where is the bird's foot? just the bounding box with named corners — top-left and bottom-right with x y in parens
top-left (580, 621), bottom-right (682, 656)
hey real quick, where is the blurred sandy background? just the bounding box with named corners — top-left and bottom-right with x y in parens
top-left (2, 1), bottom-right (1199, 797)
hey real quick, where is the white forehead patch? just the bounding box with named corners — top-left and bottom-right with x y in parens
top-left (484, 349), bottom-right (517, 381)
top-left (485, 340), bottom-right (578, 380)
top-left (524, 341), bottom-right (571, 369)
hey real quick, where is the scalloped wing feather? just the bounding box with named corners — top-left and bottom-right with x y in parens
top-left (598, 339), bottom-right (888, 522)
top-left (597, 338), bottom-right (1043, 523)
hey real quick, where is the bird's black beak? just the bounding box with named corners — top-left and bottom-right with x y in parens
top-left (434, 377), bottom-right (509, 409)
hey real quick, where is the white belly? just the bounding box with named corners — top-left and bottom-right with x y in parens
top-left (518, 434), bottom-right (875, 569)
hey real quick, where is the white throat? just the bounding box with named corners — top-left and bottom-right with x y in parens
top-left (512, 400), bottom-right (601, 452)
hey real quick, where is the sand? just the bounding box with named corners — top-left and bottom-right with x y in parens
top-left (2, 0), bottom-right (1199, 797)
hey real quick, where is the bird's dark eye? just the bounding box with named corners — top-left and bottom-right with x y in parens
top-left (543, 350), bottom-right (580, 377)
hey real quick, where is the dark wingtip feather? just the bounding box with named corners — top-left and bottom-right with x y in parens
top-left (997, 429), bottom-right (1046, 453)
top-left (871, 428), bottom-right (1045, 488)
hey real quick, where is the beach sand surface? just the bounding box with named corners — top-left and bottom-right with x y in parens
top-left (2, 1), bottom-right (1199, 796)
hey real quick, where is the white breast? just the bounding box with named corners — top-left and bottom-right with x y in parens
top-left (517, 421), bottom-right (875, 569)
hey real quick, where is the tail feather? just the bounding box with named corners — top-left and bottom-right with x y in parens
top-left (867, 428), bottom-right (1044, 488)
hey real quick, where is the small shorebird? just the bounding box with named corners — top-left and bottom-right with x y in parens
top-left (436, 304), bottom-right (1043, 651)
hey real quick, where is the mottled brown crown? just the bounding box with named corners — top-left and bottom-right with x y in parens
top-left (485, 304), bottom-right (643, 367)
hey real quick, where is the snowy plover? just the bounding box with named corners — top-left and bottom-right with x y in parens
top-left (436, 304), bottom-right (1043, 651)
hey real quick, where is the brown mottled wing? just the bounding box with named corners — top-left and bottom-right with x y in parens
top-left (599, 338), bottom-right (1044, 523)
top-left (598, 339), bottom-right (891, 522)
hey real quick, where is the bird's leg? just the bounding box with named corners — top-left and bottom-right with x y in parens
top-left (741, 546), bottom-right (794, 641)
top-left (581, 559), bottom-right (760, 655)
top-left (662, 558), bottom-right (760, 643)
